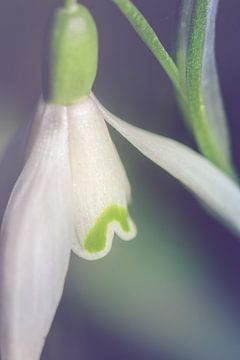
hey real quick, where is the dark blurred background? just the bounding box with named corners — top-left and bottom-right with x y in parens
top-left (0, 1), bottom-right (240, 359)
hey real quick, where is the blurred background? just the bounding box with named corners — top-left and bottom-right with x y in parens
top-left (0, 0), bottom-right (240, 359)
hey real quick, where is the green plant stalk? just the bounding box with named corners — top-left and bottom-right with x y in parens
top-left (186, 0), bottom-right (236, 178)
top-left (112, 0), bottom-right (194, 132)
top-left (112, 0), bottom-right (182, 94)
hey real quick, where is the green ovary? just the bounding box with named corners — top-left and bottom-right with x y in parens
top-left (44, 4), bottom-right (98, 105)
top-left (84, 205), bottom-right (131, 253)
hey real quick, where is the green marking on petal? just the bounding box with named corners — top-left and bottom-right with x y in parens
top-left (84, 205), bottom-right (131, 253)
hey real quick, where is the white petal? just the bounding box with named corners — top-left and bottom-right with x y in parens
top-left (68, 97), bottom-right (136, 261)
top-left (0, 101), bottom-right (74, 360)
top-left (177, 0), bottom-right (230, 156)
top-left (93, 95), bottom-right (240, 236)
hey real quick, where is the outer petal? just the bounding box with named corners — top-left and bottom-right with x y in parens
top-left (0, 102), bottom-right (74, 360)
top-left (92, 95), bottom-right (240, 236)
top-left (68, 97), bottom-right (136, 260)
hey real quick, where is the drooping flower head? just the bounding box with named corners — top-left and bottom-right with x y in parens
top-left (0, 2), bottom-right (136, 359)
top-left (43, 1), bottom-right (137, 260)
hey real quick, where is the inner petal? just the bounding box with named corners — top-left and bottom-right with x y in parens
top-left (68, 97), bottom-right (136, 260)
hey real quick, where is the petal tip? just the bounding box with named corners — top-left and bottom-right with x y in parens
top-left (72, 205), bottom-right (137, 261)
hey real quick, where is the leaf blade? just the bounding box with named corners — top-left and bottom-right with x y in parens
top-left (186, 0), bottom-right (235, 176)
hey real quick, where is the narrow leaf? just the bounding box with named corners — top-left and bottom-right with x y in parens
top-left (176, 0), bottom-right (194, 94)
top-left (176, 0), bottom-right (195, 129)
top-left (201, 0), bottom-right (231, 158)
top-left (186, 0), bottom-right (235, 176)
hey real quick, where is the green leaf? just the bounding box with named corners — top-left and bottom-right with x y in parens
top-left (186, 0), bottom-right (236, 177)
top-left (176, 0), bottom-right (194, 129)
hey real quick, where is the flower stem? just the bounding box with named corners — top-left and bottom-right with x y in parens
top-left (112, 0), bottom-right (182, 95)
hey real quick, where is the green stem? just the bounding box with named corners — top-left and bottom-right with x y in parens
top-left (112, 0), bottom-right (182, 95)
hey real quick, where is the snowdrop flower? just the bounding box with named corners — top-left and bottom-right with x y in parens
top-left (0, 3), bottom-right (136, 359)
top-left (1, 1), bottom-right (240, 359)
